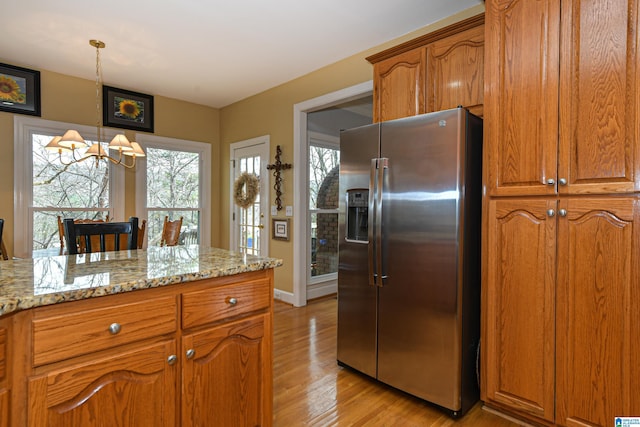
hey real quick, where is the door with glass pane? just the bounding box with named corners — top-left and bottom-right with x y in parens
top-left (231, 138), bottom-right (269, 256)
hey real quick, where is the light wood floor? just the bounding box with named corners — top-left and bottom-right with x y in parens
top-left (273, 296), bottom-right (520, 427)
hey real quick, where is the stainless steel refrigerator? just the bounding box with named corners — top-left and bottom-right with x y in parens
top-left (337, 107), bottom-right (482, 417)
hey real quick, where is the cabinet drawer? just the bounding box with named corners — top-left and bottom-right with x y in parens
top-left (32, 296), bottom-right (177, 366)
top-left (182, 278), bottom-right (270, 329)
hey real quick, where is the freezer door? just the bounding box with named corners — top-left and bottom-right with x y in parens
top-left (376, 109), bottom-right (466, 410)
top-left (337, 123), bottom-right (379, 377)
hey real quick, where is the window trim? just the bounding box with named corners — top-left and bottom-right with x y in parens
top-left (13, 116), bottom-right (125, 258)
top-left (307, 131), bottom-right (340, 287)
top-left (134, 133), bottom-right (211, 247)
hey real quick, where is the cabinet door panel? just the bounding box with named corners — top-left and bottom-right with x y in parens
top-left (0, 388), bottom-right (8, 427)
top-left (28, 340), bottom-right (177, 427)
top-left (559, 0), bottom-right (640, 194)
top-left (483, 198), bottom-right (556, 421)
top-left (485, 0), bottom-right (560, 196)
top-left (182, 315), bottom-right (271, 427)
top-left (373, 49), bottom-right (426, 122)
top-left (426, 25), bottom-right (484, 116)
top-left (557, 198), bottom-right (640, 426)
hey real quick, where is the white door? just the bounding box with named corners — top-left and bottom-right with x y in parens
top-left (230, 136), bottom-right (270, 256)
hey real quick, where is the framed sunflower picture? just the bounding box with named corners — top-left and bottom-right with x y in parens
top-left (0, 63), bottom-right (41, 116)
top-left (103, 85), bottom-right (154, 133)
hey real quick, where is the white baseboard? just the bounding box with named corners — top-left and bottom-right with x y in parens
top-left (274, 288), bottom-right (295, 305)
top-left (274, 281), bottom-right (337, 306)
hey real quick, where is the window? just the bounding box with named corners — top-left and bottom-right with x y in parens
top-left (14, 116), bottom-right (124, 258)
top-left (308, 132), bottom-right (340, 280)
top-left (135, 134), bottom-right (211, 247)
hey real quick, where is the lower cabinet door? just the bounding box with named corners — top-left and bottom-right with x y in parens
top-left (556, 198), bottom-right (640, 426)
top-left (182, 314), bottom-right (271, 427)
top-left (483, 198), bottom-right (556, 422)
top-left (28, 340), bottom-right (177, 427)
top-left (0, 388), bottom-right (8, 427)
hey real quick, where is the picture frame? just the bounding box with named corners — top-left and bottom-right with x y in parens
top-left (0, 63), bottom-right (41, 116)
top-left (103, 85), bottom-right (154, 133)
top-left (272, 218), bottom-right (290, 241)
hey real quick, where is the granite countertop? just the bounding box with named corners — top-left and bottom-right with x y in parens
top-left (0, 246), bottom-right (283, 317)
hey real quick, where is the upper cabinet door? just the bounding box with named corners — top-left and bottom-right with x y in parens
top-left (373, 48), bottom-right (426, 123)
top-left (558, 0), bottom-right (640, 194)
top-left (485, 0), bottom-right (560, 196)
top-left (426, 24), bottom-right (484, 117)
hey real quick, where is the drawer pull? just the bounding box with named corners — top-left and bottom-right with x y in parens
top-left (186, 349), bottom-right (195, 359)
top-left (167, 355), bottom-right (177, 365)
top-left (227, 297), bottom-right (238, 306)
top-left (108, 323), bottom-right (121, 335)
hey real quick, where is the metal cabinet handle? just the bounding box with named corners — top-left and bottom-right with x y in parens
top-left (547, 209), bottom-right (555, 217)
top-left (167, 355), bottom-right (177, 365)
top-left (546, 178), bottom-right (555, 185)
top-left (108, 323), bottom-right (121, 335)
top-left (227, 297), bottom-right (238, 306)
top-left (186, 349), bottom-right (195, 359)
top-left (558, 178), bottom-right (567, 186)
top-left (558, 209), bottom-right (567, 217)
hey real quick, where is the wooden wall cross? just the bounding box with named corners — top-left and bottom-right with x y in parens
top-left (266, 145), bottom-right (292, 211)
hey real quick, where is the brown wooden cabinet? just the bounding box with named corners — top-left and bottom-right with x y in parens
top-left (426, 24), bottom-right (484, 117)
top-left (28, 340), bottom-right (178, 426)
top-left (372, 48), bottom-right (426, 122)
top-left (0, 322), bottom-right (8, 427)
top-left (485, 0), bottom-right (640, 197)
top-left (368, 14), bottom-right (484, 123)
top-left (182, 314), bottom-right (271, 426)
top-left (4, 269), bottom-right (274, 427)
top-left (483, 198), bottom-right (556, 422)
top-left (483, 0), bottom-right (640, 425)
top-left (556, 198), bottom-right (640, 426)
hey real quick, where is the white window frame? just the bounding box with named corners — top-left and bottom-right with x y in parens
top-left (307, 131), bottom-right (340, 291)
top-left (134, 134), bottom-right (211, 247)
top-left (13, 116), bottom-right (125, 258)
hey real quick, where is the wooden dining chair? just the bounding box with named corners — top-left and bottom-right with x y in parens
top-left (160, 216), bottom-right (183, 247)
top-left (63, 217), bottom-right (138, 254)
top-left (57, 214), bottom-right (110, 254)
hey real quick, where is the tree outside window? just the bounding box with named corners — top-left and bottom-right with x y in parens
top-left (309, 144), bottom-right (339, 277)
top-left (32, 133), bottom-right (110, 251)
top-left (145, 147), bottom-right (200, 246)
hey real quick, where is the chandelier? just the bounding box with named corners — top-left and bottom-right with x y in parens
top-left (45, 40), bottom-right (145, 168)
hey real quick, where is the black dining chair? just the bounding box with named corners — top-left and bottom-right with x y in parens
top-left (63, 217), bottom-right (139, 254)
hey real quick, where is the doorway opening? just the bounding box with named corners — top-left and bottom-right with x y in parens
top-left (290, 82), bottom-right (373, 306)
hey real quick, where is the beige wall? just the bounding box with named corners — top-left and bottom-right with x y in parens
top-left (219, 5), bottom-right (485, 295)
top-left (0, 4), bottom-right (484, 290)
top-left (0, 68), bottom-right (220, 257)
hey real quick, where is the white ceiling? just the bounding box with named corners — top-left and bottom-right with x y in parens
top-left (1, 0), bottom-right (482, 109)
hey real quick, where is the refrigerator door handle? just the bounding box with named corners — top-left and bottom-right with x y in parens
top-left (376, 158), bottom-right (388, 287)
top-left (368, 159), bottom-right (377, 286)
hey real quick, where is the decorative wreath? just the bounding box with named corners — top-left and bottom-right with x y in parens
top-left (233, 172), bottom-right (260, 209)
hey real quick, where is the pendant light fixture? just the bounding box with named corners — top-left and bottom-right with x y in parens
top-left (45, 40), bottom-right (145, 168)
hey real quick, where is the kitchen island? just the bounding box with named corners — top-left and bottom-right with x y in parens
top-left (0, 246), bottom-right (282, 427)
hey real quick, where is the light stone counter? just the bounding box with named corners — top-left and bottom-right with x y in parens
top-left (0, 245), bottom-right (282, 316)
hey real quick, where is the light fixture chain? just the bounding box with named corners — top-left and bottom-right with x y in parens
top-left (95, 41), bottom-right (103, 157)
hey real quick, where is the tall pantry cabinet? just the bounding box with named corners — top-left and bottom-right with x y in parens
top-left (482, 0), bottom-right (640, 426)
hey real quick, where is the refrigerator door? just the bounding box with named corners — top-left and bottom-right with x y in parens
top-left (376, 109), bottom-right (465, 410)
top-left (337, 123), bottom-right (380, 377)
